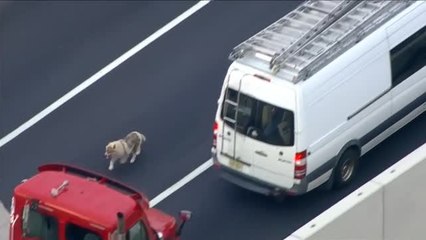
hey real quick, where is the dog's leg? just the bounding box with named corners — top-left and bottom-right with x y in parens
top-left (130, 153), bottom-right (137, 163)
top-left (108, 160), bottom-right (115, 171)
top-left (135, 144), bottom-right (141, 155)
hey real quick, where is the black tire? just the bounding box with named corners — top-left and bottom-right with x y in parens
top-left (333, 148), bottom-right (359, 189)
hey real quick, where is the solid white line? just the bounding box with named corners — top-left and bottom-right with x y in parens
top-left (150, 159), bottom-right (213, 207)
top-left (0, 1), bottom-right (211, 149)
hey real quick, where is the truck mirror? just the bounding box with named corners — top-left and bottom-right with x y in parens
top-left (22, 203), bottom-right (30, 234)
top-left (22, 200), bottom-right (42, 237)
top-left (179, 210), bottom-right (192, 221)
top-left (156, 232), bottom-right (164, 240)
top-left (176, 210), bottom-right (192, 236)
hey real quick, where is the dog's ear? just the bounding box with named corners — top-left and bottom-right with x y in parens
top-left (113, 143), bottom-right (116, 149)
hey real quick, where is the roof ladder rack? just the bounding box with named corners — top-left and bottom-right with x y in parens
top-left (274, 0), bottom-right (414, 82)
top-left (229, 0), bottom-right (358, 62)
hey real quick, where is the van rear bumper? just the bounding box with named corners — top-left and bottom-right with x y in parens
top-left (213, 156), bottom-right (308, 196)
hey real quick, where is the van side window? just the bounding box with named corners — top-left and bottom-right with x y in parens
top-left (390, 26), bottom-right (426, 86)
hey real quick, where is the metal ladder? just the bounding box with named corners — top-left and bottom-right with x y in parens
top-left (221, 96), bottom-right (238, 159)
top-left (220, 74), bottom-right (244, 160)
top-left (229, 0), bottom-right (358, 62)
top-left (273, 0), bottom-right (415, 82)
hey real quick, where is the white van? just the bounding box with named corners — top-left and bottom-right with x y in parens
top-left (211, 0), bottom-right (426, 198)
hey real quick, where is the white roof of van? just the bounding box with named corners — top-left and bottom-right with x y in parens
top-left (230, 0), bottom-right (416, 84)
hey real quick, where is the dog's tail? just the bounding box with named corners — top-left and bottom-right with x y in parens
top-left (140, 133), bottom-right (146, 143)
top-left (133, 132), bottom-right (146, 154)
top-left (131, 131), bottom-right (146, 143)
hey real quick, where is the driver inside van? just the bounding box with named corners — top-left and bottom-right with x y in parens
top-left (262, 106), bottom-right (282, 144)
top-left (278, 112), bottom-right (292, 145)
top-left (263, 106), bottom-right (292, 145)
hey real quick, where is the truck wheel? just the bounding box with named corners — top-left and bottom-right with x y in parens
top-left (333, 148), bottom-right (359, 189)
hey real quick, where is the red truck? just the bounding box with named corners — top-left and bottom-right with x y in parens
top-left (9, 164), bottom-right (191, 240)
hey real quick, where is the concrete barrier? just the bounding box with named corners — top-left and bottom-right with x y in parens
top-left (0, 201), bottom-right (9, 240)
top-left (285, 143), bottom-right (426, 240)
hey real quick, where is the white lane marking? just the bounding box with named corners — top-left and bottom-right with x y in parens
top-left (0, 1), bottom-right (211, 149)
top-left (150, 159), bottom-right (213, 207)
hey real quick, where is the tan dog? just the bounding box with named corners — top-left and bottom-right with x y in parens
top-left (104, 131), bottom-right (146, 170)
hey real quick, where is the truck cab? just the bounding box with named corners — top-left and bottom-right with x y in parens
top-left (9, 164), bottom-right (191, 240)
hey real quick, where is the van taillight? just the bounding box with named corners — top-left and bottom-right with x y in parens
top-left (212, 121), bottom-right (218, 148)
top-left (294, 150), bottom-right (307, 179)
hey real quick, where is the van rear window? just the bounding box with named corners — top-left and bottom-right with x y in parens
top-left (221, 88), bottom-right (294, 146)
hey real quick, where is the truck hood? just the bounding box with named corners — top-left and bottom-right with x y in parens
top-left (145, 208), bottom-right (177, 237)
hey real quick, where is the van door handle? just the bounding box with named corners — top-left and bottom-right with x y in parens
top-left (255, 150), bottom-right (267, 157)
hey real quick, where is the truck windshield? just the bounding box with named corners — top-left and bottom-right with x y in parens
top-left (23, 208), bottom-right (59, 239)
top-left (221, 88), bottom-right (294, 146)
top-left (66, 223), bottom-right (101, 240)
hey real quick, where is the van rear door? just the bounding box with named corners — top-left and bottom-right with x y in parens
top-left (239, 75), bottom-right (296, 189)
top-left (221, 73), bottom-right (297, 189)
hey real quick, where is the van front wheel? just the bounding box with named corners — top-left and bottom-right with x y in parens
top-left (334, 148), bottom-right (359, 188)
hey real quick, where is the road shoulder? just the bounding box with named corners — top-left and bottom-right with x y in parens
top-left (0, 201), bottom-right (9, 240)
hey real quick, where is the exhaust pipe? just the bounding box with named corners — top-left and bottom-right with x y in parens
top-left (117, 212), bottom-right (125, 240)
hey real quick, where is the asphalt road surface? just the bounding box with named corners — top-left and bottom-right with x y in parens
top-left (0, 1), bottom-right (425, 239)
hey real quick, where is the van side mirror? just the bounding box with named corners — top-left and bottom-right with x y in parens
top-left (176, 210), bottom-right (192, 236)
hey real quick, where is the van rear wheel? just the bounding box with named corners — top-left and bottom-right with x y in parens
top-left (334, 148), bottom-right (359, 189)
